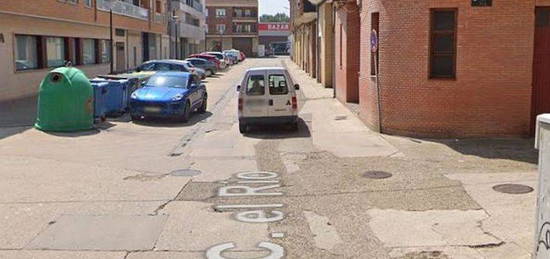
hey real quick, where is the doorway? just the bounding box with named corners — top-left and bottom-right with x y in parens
top-left (533, 7), bottom-right (550, 129)
top-left (115, 42), bottom-right (126, 73)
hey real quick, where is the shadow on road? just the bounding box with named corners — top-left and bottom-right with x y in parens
top-left (0, 96), bottom-right (37, 140)
top-left (243, 118), bottom-right (311, 139)
top-left (132, 111), bottom-right (213, 128)
top-left (430, 138), bottom-right (538, 164)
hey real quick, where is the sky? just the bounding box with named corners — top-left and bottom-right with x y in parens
top-left (259, 0), bottom-right (290, 16)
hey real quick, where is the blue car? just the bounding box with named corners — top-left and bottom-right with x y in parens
top-left (129, 72), bottom-right (207, 122)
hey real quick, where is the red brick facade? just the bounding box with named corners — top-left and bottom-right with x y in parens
top-left (330, 0), bottom-right (550, 137)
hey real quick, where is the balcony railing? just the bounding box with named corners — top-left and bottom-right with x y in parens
top-left (154, 13), bottom-right (166, 24)
top-left (97, 0), bottom-right (149, 20)
top-left (175, 0), bottom-right (203, 13)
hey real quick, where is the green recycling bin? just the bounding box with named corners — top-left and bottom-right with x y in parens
top-left (35, 67), bottom-right (94, 132)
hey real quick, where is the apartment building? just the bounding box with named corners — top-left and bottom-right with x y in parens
top-left (0, 0), bottom-right (169, 102)
top-left (292, 0), bottom-right (550, 137)
top-left (205, 0), bottom-right (259, 57)
top-left (169, 0), bottom-right (206, 58)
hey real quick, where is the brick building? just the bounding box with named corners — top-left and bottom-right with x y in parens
top-left (205, 0), bottom-right (259, 57)
top-left (0, 0), bottom-right (169, 102)
top-left (294, 0), bottom-right (550, 137)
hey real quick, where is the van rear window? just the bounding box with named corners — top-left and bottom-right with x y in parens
top-left (268, 74), bottom-right (288, 95)
top-left (246, 75), bottom-right (265, 96)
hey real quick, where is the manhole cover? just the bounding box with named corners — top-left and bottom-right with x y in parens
top-left (363, 171), bottom-right (392, 179)
top-left (170, 169), bottom-right (202, 177)
top-left (492, 184), bottom-right (533, 194)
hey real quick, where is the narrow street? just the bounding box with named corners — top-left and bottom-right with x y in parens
top-left (0, 57), bottom-right (539, 259)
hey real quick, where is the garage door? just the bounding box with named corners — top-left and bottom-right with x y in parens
top-left (233, 38), bottom-right (253, 57)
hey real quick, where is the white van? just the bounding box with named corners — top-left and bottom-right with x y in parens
top-left (237, 67), bottom-right (300, 133)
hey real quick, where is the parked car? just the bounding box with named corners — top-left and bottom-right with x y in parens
top-left (185, 58), bottom-right (218, 76)
top-left (205, 52), bottom-right (228, 69)
top-left (189, 54), bottom-right (222, 70)
top-left (223, 50), bottom-right (240, 64)
top-left (134, 60), bottom-right (202, 82)
top-left (236, 67), bottom-right (300, 133)
top-left (182, 60), bottom-right (206, 80)
top-left (129, 72), bottom-right (207, 122)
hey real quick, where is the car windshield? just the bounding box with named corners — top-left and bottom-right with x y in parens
top-left (145, 75), bottom-right (188, 89)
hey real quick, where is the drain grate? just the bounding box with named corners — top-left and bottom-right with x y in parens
top-left (363, 171), bottom-right (393, 179)
top-left (170, 169), bottom-right (202, 177)
top-left (492, 184), bottom-right (533, 194)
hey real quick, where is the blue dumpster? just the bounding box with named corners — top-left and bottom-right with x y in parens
top-left (90, 80), bottom-right (109, 122)
top-left (90, 77), bottom-right (125, 116)
top-left (94, 73), bottom-right (153, 116)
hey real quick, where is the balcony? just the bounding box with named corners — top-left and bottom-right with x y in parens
top-left (173, 0), bottom-right (203, 13)
top-left (97, 0), bottom-right (149, 21)
top-left (177, 23), bottom-right (206, 40)
top-left (172, 0), bottom-right (205, 20)
top-left (154, 13), bottom-right (166, 24)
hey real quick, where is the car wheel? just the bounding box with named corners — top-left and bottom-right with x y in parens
top-left (239, 122), bottom-right (248, 134)
top-left (198, 95), bottom-right (207, 114)
top-left (181, 101), bottom-right (191, 123)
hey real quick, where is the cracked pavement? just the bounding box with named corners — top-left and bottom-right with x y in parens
top-left (0, 57), bottom-right (539, 258)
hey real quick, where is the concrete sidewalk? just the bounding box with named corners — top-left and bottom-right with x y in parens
top-left (282, 57), bottom-right (400, 158)
top-left (284, 56), bottom-right (539, 258)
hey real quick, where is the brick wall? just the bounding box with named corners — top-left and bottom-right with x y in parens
top-left (0, 0), bottom-right (166, 34)
top-left (357, 0), bottom-right (550, 137)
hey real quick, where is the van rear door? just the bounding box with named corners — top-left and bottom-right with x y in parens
top-left (266, 71), bottom-right (294, 118)
top-left (241, 71), bottom-right (268, 118)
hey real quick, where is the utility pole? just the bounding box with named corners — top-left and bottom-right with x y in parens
top-left (109, 8), bottom-right (114, 74)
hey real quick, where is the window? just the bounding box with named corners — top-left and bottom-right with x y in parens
top-left (537, 8), bottom-right (550, 27)
top-left (268, 75), bottom-right (288, 95)
top-left (99, 40), bottom-right (111, 63)
top-left (430, 9), bottom-right (457, 79)
top-left (246, 75), bottom-right (265, 96)
top-left (371, 12), bottom-right (379, 76)
top-left (82, 39), bottom-right (96, 65)
top-left (235, 9), bottom-right (242, 17)
top-left (216, 24), bottom-right (226, 34)
top-left (216, 9), bottom-right (226, 17)
top-left (46, 37), bottom-right (66, 68)
top-left (155, 0), bottom-right (161, 13)
top-left (245, 9), bottom-right (251, 17)
top-left (15, 35), bottom-right (38, 71)
top-left (83, 0), bottom-right (92, 7)
top-left (156, 63), bottom-right (171, 71)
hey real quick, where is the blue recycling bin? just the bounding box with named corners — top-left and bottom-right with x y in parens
top-left (90, 80), bottom-right (109, 122)
top-left (90, 77), bottom-right (126, 116)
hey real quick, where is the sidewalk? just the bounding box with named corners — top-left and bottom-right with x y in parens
top-left (283, 57), bottom-right (538, 258)
top-left (282, 57), bottom-right (400, 158)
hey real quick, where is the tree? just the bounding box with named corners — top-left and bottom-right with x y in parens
top-left (260, 12), bottom-right (290, 23)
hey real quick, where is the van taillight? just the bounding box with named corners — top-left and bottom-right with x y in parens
top-left (238, 98), bottom-right (243, 111)
top-left (291, 97), bottom-right (297, 110)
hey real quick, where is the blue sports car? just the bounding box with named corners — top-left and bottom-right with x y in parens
top-left (129, 72), bottom-right (207, 122)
